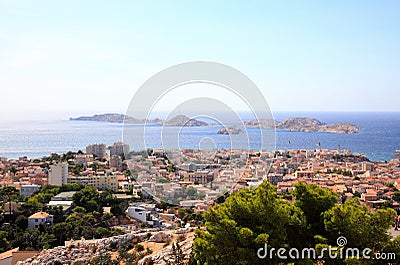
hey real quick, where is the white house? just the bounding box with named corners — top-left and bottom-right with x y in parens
top-left (28, 212), bottom-right (53, 229)
top-left (125, 206), bottom-right (163, 227)
top-left (126, 206), bottom-right (150, 223)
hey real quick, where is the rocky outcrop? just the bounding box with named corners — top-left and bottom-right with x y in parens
top-left (146, 231), bottom-right (195, 265)
top-left (16, 229), bottom-right (157, 265)
top-left (15, 228), bottom-right (196, 265)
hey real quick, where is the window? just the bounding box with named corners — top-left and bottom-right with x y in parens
top-left (35, 219), bottom-right (38, 222)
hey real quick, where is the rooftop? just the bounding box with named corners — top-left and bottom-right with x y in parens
top-left (29, 211), bottom-right (52, 219)
top-left (52, 191), bottom-right (77, 199)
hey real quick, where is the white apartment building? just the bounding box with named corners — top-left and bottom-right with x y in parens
top-left (48, 162), bottom-right (68, 186)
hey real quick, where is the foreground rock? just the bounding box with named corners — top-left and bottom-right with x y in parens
top-left (16, 228), bottom-right (196, 265)
top-left (16, 229), bottom-right (157, 265)
top-left (144, 229), bottom-right (195, 265)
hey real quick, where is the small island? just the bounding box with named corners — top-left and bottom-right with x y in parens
top-left (70, 113), bottom-right (208, 127)
top-left (69, 113), bottom-right (155, 124)
top-left (163, 115), bottom-right (209, 127)
top-left (277, 117), bottom-right (360, 134)
top-left (217, 126), bottom-right (244, 135)
top-left (245, 117), bottom-right (360, 134)
top-left (244, 118), bottom-right (275, 129)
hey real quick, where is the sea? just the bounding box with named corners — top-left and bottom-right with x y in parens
top-left (1, 112), bottom-right (399, 162)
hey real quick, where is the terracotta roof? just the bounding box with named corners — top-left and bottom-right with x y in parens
top-left (29, 212), bottom-right (51, 219)
top-left (0, 247), bottom-right (19, 260)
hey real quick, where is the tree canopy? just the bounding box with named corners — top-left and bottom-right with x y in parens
top-left (193, 181), bottom-right (399, 265)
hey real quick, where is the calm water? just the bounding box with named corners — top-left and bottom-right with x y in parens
top-left (1, 112), bottom-right (399, 162)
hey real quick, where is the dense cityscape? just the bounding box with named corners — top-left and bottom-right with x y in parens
top-left (0, 142), bottom-right (400, 263)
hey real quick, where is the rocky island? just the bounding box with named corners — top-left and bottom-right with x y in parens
top-left (217, 126), bottom-right (244, 135)
top-left (245, 117), bottom-right (360, 134)
top-left (69, 113), bottom-right (161, 124)
top-left (163, 115), bottom-right (209, 127)
top-left (70, 113), bottom-right (207, 127)
top-left (277, 117), bottom-right (360, 134)
top-left (244, 118), bottom-right (276, 129)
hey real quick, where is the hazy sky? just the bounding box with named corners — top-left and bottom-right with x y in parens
top-left (1, 1), bottom-right (399, 120)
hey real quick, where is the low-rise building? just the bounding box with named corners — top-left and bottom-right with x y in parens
top-left (126, 206), bottom-right (162, 227)
top-left (28, 212), bottom-right (53, 229)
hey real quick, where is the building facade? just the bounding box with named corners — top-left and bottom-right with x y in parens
top-left (109, 142), bottom-right (129, 157)
top-left (28, 212), bottom-right (53, 229)
top-left (48, 162), bottom-right (68, 186)
top-left (86, 144), bottom-right (107, 157)
top-left (20, 184), bottom-right (40, 197)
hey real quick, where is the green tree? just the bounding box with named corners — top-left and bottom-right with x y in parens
top-left (72, 206), bottom-right (86, 213)
top-left (294, 182), bottom-right (338, 239)
top-left (72, 186), bottom-right (102, 213)
top-left (15, 215), bottom-right (28, 230)
top-left (193, 181), bottom-right (306, 265)
top-left (110, 200), bottom-right (128, 216)
top-left (323, 199), bottom-right (396, 250)
top-left (0, 231), bottom-right (10, 252)
top-left (52, 222), bottom-right (72, 245)
top-left (99, 190), bottom-right (116, 206)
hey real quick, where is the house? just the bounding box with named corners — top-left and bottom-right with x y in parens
top-left (19, 184), bottom-right (39, 197)
top-left (361, 192), bottom-right (378, 202)
top-left (126, 206), bottom-right (162, 227)
top-left (28, 212), bottom-right (53, 229)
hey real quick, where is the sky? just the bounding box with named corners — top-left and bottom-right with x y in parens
top-left (0, 1), bottom-right (400, 121)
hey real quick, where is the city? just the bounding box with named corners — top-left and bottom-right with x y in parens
top-left (1, 142), bottom-right (400, 263)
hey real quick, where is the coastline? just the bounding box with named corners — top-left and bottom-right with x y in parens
top-left (0, 112), bottom-right (399, 162)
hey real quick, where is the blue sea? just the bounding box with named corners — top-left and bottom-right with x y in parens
top-left (1, 112), bottom-right (399, 162)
